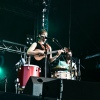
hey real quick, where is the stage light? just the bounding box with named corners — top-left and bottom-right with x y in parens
top-left (0, 67), bottom-right (2, 73)
top-left (26, 35), bottom-right (34, 45)
top-left (0, 67), bottom-right (5, 79)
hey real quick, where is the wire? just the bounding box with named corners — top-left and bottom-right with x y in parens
top-left (68, 0), bottom-right (72, 49)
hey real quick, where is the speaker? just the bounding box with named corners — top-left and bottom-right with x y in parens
top-left (23, 76), bottom-right (57, 97)
top-left (62, 79), bottom-right (100, 100)
top-left (42, 79), bottom-right (61, 99)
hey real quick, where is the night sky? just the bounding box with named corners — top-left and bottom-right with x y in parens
top-left (0, 0), bottom-right (100, 93)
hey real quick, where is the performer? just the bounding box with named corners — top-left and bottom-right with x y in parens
top-left (53, 47), bottom-right (77, 80)
top-left (27, 29), bottom-right (64, 78)
top-left (64, 47), bottom-right (77, 79)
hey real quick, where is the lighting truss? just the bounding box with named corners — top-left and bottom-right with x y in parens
top-left (0, 40), bottom-right (28, 59)
top-left (41, 0), bottom-right (50, 31)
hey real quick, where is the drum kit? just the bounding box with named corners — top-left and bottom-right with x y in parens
top-left (15, 56), bottom-right (77, 94)
top-left (51, 65), bottom-right (77, 80)
top-left (15, 64), bottom-right (77, 93)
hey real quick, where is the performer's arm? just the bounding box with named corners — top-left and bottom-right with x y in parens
top-left (27, 42), bottom-right (44, 56)
top-left (49, 47), bottom-right (63, 62)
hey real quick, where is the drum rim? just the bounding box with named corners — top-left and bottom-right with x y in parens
top-left (23, 64), bottom-right (39, 67)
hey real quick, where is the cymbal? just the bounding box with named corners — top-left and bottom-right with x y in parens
top-left (51, 66), bottom-right (67, 71)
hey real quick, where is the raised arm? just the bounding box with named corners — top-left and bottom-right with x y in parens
top-left (49, 48), bottom-right (64, 63)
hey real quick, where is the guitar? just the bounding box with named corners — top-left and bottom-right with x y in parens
top-left (34, 49), bottom-right (64, 61)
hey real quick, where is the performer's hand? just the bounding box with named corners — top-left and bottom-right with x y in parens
top-left (57, 49), bottom-right (64, 56)
top-left (64, 47), bottom-right (69, 53)
top-left (38, 50), bottom-right (45, 55)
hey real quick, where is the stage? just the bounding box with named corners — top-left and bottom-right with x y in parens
top-left (0, 0), bottom-right (100, 99)
top-left (1, 77), bottom-right (100, 100)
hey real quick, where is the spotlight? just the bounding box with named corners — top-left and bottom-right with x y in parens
top-left (26, 34), bottom-right (34, 45)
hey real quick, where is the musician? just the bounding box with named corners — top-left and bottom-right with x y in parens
top-left (53, 47), bottom-right (77, 80)
top-left (27, 29), bottom-right (63, 78)
top-left (64, 47), bottom-right (77, 79)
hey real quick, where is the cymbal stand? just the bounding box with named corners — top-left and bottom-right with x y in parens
top-left (69, 56), bottom-right (77, 80)
top-left (77, 59), bottom-right (81, 81)
top-left (71, 57), bottom-right (85, 81)
top-left (70, 58), bottom-right (73, 80)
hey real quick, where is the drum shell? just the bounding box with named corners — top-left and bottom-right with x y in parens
top-left (51, 71), bottom-right (71, 79)
top-left (18, 64), bottom-right (41, 88)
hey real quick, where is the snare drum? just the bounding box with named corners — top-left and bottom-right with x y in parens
top-left (18, 64), bottom-right (41, 88)
top-left (51, 71), bottom-right (71, 79)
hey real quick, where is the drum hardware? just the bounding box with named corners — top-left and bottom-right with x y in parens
top-left (51, 65), bottom-right (77, 80)
top-left (51, 66), bottom-right (67, 79)
top-left (15, 78), bottom-right (20, 94)
top-left (77, 59), bottom-right (81, 81)
top-left (51, 66), bottom-right (67, 71)
top-left (15, 57), bottom-right (26, 68)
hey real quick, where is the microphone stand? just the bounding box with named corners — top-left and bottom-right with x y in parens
top-left (52, 39), bottom-right (64, 100)
top-left (52, 38), bottom-right (63, 49)
top-left (43, 38), bottom-right (65, 78)
top-left (52, 38), bottom-right (66, 61)
top-left (44, 42), bottom-right (47, 78)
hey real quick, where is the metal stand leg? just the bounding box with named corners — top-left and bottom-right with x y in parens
top-left (15, 78), bottom-right (20, 94)
top-left (78, 59), bottom-right (81, 81)
top-left (4, 77), bottom-right (7, 92)
top-left (58, 79), bottom-right (63, 100)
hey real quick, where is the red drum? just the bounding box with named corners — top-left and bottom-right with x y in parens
top-left (18, 64), bottom-right (41, 88)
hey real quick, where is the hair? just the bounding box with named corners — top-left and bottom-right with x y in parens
top-left (64, 47), bottom-right (72, 53)
top-left (68, 48), bottom-right (72, 53)
top-left (38, 29), bottom-right (48, 35)
top-left (64, 47), bottom-right (73, 59)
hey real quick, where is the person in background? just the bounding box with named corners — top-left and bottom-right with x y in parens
top-left (52, 47), bottom-right (77, 80)
top-left (64, 47), bottom-right (77, 80)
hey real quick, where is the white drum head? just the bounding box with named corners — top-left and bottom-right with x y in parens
top-left (23, 64), bottom-right (39, 68)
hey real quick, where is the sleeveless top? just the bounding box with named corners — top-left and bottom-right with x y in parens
top-left (30, 42), bottom-right (51, 77)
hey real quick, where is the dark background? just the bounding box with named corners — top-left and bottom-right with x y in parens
top-left (0, 0), bottom-right (100, 93)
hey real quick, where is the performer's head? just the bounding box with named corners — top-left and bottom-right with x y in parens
top-left (38, 29), bottom-right (48, 42)
top-left (64, 47), bottom-right (72, 60)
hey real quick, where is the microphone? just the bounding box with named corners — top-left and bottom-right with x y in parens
top-left (37, 36), bottom-right (55, 41)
